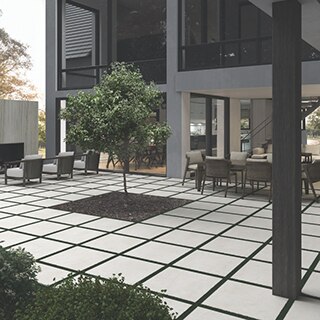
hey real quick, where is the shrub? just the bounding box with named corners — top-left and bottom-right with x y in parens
top-left (16, 275), bottom-right (177, 320)
top-left (0, 246), bottom-right (40, 320)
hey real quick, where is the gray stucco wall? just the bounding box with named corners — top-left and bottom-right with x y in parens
top-left (0, 100), bottom-right (38, 155)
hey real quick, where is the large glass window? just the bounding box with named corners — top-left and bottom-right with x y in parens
top-left (117, 0), bottom-right (166, 83)
top-left (59, 1), bottom-right (99, 90)
top-left (180, 0), bottom-right (320, 71)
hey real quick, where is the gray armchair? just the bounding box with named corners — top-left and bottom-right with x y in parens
top-left (42, 151), bottom-right (75, 179)
top-left (74, 151), bottom-right (100, 174)
top-left (5, 154), bottom-right (43, 186)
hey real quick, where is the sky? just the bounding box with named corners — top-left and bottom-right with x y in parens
top-left (0, 0), bottom-right (45, 108)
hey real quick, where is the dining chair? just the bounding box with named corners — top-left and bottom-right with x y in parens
top-left (201, 157), bottom-right (237, 197)
top-left (182, 150), bottom-right (204, 186)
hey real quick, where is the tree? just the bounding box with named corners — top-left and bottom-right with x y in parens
top-left (307, 107), bottom-right (320, 137)
top-left (61, 62), bottom-right (171, 193)
top-left (38, 110), bottom-right (46, 149)
top-left (0, 26), bottom-right (37, 100)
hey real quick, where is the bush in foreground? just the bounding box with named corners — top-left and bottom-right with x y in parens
top-left (0, 246), bottom-right (40, 320)
top-left (15, 275), bottom-right (177, 320)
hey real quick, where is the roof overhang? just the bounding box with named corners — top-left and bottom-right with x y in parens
top-left (249, 0), bottom-right (320, 51)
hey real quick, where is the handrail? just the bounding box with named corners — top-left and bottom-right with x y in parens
top-left (241, 115), bottom-right (272, 143)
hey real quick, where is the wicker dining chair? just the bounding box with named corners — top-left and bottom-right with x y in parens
top-left (182, 150), bottom-right (204, 186)
top-left (243, 159), bottom-right (272, 201)
top-left (201, 157), bottom-right (237, 197)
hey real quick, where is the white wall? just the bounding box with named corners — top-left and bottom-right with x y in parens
top-left (0, 100), bottom-right (38, 155)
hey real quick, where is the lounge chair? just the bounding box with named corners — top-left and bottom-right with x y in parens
top-left (74, 150), bottom-right (100, 174)
top-left (5, 154), bottom-right (43, 186)
top-left (42, 151), bottom-right (75, 179)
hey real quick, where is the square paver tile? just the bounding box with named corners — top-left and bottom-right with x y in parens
top-left (37, 263), bottom-right (70, 285)
top-left (22, 208), bottom-right (69, 219)
top-left (16, 221), bottom-right (69, 236)
top-left (157, 229), bottom-right (212, 248)
top-left (48, 227), bottom-right (105, 244)
top-left (0, 230), bottom-right (35, 247)
top-left (143, 215), bottom-right (191, 228)
top-left (88, 256), bottom-right (162, 284)
top-left (302, 271), bottom-right (320, 298)
top-left (240, 216), bottom-right (272, 230)
top-left (116, 223), bottom-right (170, 239)
top-left (175, 250), bottom-right (243, 277)
top-left (145, 267), bottom-right (221, 302)
top-left (180, 220), bottom-right (230, 235)
top-left (85, 233), bottom-right (145, 253)
top-left (184, 201), bottom-right (223, 211)
top-left (185, 307), bottom-right (240, 320)
top-left (204, 280), bottom-right (287, 320)
top-left (81, 217), bottom-right (132, 232)
top-left (14, 238), bottom-right (71, 259)
top-left (223, 225), bottom-right (272, 243)
top-left (30, 199), bottom-right (68, 207)
top-left (50, 213), bottom-right (98, 225)
top-left (202, 236), bottom-right (262, 257)
top-left (201, 212), bottom-right (245, 225)
top-left (126, 241), bottom-right (190, 264)
top-left (0, 216), bottom-right (38, 229)
top-left (1, 204), bottom-right (36, 214)
top-left (285, 296), bottom-right (320, 320)
top-left (219, 205), bottom-right (258, 216)
top-left (165, 207), bottom-right (208, 219)
top-left (42, 246), bottom-right (113, 271)
top-left (232, 260), bottom-right (272, 287)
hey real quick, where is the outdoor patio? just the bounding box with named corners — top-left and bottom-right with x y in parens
top-left (0, 171), bottom-right (319, 319)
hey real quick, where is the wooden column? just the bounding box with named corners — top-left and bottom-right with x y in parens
top-left (205, 97), bottom-right (213, 156)
top-left (272, 0), bottom-right (302, 299)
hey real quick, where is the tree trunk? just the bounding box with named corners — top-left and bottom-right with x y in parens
top-left (123, 137), bottom-right (130, 194)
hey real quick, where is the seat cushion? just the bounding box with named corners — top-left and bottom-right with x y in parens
top-left (20, 154), bottom-right (42, 169)
top-left (188, 164), bottom-right (198, 171)
top-left (186, 151), bottom-right (203, 164)
top-left (43, 163), bottom-right (58, 173)
top-left (251, 154), bottom-right (267, 159)
top-left (74, 160), bottom-right (86, 170)
top-left (252, 147), bottom-right (265, 155)
top-left (6, 168), bottom-right (24, 178)
top-left (58, 151), bottom-right (75, 157)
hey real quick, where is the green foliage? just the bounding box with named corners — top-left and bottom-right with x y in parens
top-left (61, 62), bottom-right (171, 192)
top-left (38, 110), bottom-right (46, 148)
top-left (148, 122), bottom-right (172, 147)
top-left (16, 275), bottom-right (177, 320)
top-left (0, 246), bottom-right (40, 320)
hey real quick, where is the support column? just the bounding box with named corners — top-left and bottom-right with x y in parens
top-left (229, 99), bottom-right (241, 152)
top-left (166, 0), bottom-right (190, 178)
top-left (272, 0), bottom-right (301, 299)
top-left (205, 98), bottom-right (213, 156)
top-left (217, 101), bottom-right (225, 158)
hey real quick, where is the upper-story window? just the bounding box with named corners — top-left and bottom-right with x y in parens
top-left (58, 1), bottom-right (99, 90)
top-left (179, 0), bottom-right (320, 71)
top-left (117, 0), bottom-right (166, 83)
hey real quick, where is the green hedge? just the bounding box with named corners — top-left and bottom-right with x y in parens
top-left (15, 275), bottom-right (177, 320)
top-left (0, 246), bottom-right (40, 320)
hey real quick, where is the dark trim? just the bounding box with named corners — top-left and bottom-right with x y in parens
top-left (55, 98), bottom-right (63, 155)
top-left (224, 98), bottom-right (230, 158)
top-left (205, 97), bottom-right (213, 156)
top-left (57, 0), bottom-right (63, 91)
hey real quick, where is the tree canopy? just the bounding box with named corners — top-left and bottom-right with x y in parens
top-left (61, 62), bottom-right (171, 192)
top-left (0, 26), bottom-right (37, 100)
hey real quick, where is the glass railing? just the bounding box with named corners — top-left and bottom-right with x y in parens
top-left (59, 58), bottom-right (166, 90)
top-left (180, 37), bottom-right (320, 71)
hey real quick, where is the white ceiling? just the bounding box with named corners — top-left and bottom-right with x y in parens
top-left (192, 84), bottom-right (320, 99)
top-left (249, 0), bottom-right (320, 51)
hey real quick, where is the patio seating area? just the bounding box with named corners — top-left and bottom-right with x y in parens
top-left (0, 171), bottom-right (320, 319)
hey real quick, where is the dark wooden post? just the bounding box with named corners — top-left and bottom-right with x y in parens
top-left (205, 97), bottom-right (213, 156)
top-left (272, 0), bottom-right (302, 299)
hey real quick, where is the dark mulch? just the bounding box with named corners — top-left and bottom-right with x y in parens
top-left (51, 191), bottom-right (191, 222)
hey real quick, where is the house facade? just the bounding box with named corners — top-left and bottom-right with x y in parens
top-left (46, 0), bottom-right (320, 178)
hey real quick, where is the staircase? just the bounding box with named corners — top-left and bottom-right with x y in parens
top-left (240, 97), bottom-right (320, 153)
